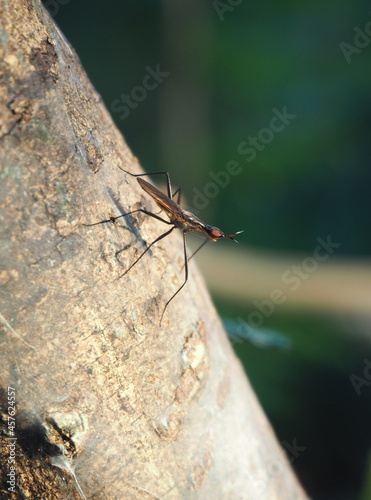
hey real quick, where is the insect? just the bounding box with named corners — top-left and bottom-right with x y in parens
top-left (86, 167), bottom-right (242, 325)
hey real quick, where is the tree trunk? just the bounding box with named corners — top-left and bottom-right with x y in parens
top-left (0, 1), bottom-right (309, 499)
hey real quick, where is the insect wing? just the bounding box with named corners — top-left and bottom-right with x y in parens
top-left (137, 178), bottom-right (184, 218)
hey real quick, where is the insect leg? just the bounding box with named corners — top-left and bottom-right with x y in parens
top-left (84, 208), bottom-right (173, 227)
top-left (172, 187), bottom-right (181, 204)
top-left (160, 231), bottom-right (188, 325)
top-left (118, 167), bottom-right (173, 198)
top-left (118, 225), bottom-right (175, 280)
top-left (187, 238), bottom-right (208, 263)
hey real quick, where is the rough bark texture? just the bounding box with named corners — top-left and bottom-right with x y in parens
top-left (0, 1), bottom-right (309, 499)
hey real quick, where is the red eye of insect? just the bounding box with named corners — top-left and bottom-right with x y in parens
top-left (209, 227), bottom-right (222, 239)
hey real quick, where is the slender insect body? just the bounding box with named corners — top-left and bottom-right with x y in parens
top-left (85, 168), bottom-right (242, 325)
top-left (173, 210), bottom-right (204, 233)
top-left (137, 177), bottom-right (234, 241)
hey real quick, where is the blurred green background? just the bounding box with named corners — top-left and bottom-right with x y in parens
top-left (44, 0), bottom-right (371, 498)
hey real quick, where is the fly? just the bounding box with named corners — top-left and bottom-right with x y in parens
top-left (85, 167), bottom-right (242, 325)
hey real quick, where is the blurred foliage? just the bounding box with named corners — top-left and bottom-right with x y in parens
top-left (48, 0), bottom-right (371, 256)
top-left (44, 1), bottom-right (371, 499)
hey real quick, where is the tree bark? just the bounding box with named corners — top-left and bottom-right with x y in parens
top-left (0, 1), bottom-right (309, 499)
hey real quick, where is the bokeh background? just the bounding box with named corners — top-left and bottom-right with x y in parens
top-left (43, 1), bottom-right (371, 498)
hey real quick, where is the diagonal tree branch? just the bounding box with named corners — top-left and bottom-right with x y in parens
top-left (0, 1), bottom-right (308, 498)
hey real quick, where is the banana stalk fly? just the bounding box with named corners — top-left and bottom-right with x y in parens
top-left (85, 167), bottom-right (242, 325)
